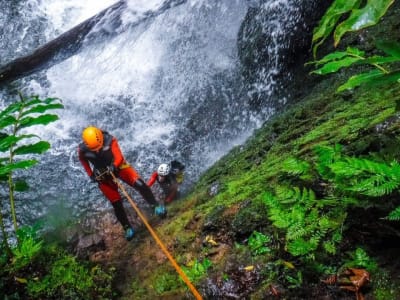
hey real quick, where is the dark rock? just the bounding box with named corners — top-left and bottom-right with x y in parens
top-left (237, 0), bottom-right (332, 110)
top-left (75, 233), bottom-right (106, 259)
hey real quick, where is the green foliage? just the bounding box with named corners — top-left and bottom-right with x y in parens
top-left (373, 271), bottom-right (400, 300)
top-left (131, 278), bottom-right (148, 297)
top-left (25, 248), bottom-right (114, 299)
top-left (330, 157), bottom-right (400, 196)
top-left (262, 143), bottom-right (400, 260)
top-left (343, 247), bottom-right (378, 272)
top-left (0, 94), bottom-right (63, 252)
top-left (285, 271), bottom-right (303, 289)
top-left (153, 272), bottom-right (180, 294)
top-left (308, 44), bottom-right (400, 92)
top-left (386, 206), bottom-right (400, 221)
top-left (312, 0), bottom-right (395, 56)
top-left (0, 95), bottom-right (63, 175)
top-left (27, 255), bottom-right (94, 298)
top-left (182, 258), bottom-right (212, 283)
top-left (11, 226), bottom-right (43, 271)
top-left (248, 231), bottom-right (271, 256)
top-left (263, 186), bottom-right (345, 257)
top-left (1, 224), bottom-right (115, 299)
top-left (282, 157), bottom-right (312, 181)
top-left (315, 145), bottom-right (400, 220)
top-left (310, 0), bottom-right (398, 92)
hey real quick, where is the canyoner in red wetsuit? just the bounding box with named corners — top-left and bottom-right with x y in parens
top-left (78, 126), bottom-right (162, 241)
top-left (147, 160), bottom-right (185, 207)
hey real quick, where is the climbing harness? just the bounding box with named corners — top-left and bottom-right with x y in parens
top-left (109, 172), bottom-right (203, 300)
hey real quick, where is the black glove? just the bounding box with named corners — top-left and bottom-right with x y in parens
top-left (90, 174), bottom-right (97, 183)
top-left (107, 164), bottom-right (116, 174)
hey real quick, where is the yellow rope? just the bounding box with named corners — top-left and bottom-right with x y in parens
top-left (110, 173), bottom-right (203, 300)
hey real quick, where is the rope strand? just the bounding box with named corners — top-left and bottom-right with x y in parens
top-left (110, 172), bottom-right (203, 300)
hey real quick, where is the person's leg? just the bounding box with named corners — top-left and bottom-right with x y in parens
top-left (98, 180), bottom-right (134, 240)
top-left (133, 178), bottom-right (158, 206)
top-left (111, 200), bottom-right (131, 229)
top-left (118, 167), bottom-right (158, 206)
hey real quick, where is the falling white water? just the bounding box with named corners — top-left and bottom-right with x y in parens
top-left (0, 0), bottom-right (305, 227)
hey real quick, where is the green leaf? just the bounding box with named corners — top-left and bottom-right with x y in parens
top-left (0, 102), bottom-right (22, 120)
top-left (334, 0), bottom-right (395, 46)
top-left (312, 0), bottom-right (361, 57)
top-left (337, 69), bottom-right (385, 91)
top-left (308, 51), bottom-right (349, 66)
top-left (18, 114), bottom-right (59, 129)
top-left (13, 141), bottom-right (50, 155)
top-left (21, 103), bottom-right (64, 117)
top-left (0, 134), bottom-right (37, 152)
top-left (0, 160), bottom-right (37, 176)
top-left (364, 55), bottom-right (400, 65)
top-left (14, 180), bottom-right (29, 192)
top-left (337, 69), bottom-right (400, 92)
top-left (386, 206), bottom-right (400, 221)
top-left (0, 135), bottom-right (19, 152)
top-left (0, 115), bottom-right (16, 130)
top-left (312, 56), bottom-right (362, 75)
top-left (375, 40), bottom-right (400, 58)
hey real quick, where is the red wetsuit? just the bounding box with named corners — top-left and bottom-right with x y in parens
top-left (78, 131), bottom-right (157, 206)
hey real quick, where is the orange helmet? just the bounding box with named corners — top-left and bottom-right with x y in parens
top-left (82, 126), bottom-right (103, 151)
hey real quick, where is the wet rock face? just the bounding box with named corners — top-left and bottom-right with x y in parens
top-left (75, 233), bottom-right (106, 259)
top-left (237, 0), bottom-right (332, 109)
top-left (202, 266), bottom-right (262, 299)
top-left (202, 200), bottom-right (269, 244)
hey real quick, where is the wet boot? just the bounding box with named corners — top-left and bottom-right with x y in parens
top-left (112, 200), bottom-right (135, 241)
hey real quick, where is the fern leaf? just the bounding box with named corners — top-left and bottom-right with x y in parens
top-left (386, 206), bottom-right (400, 221)
top-left (282, 157), bottom-right (311, 176)
top-left (287, 238), bottom-right (316, 256)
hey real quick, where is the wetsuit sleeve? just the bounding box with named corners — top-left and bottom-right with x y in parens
top-left (78, 146), bottom-right (93, 177)
top-left (110, 138), bottom-right (125, 168)
top-left (147, 172), bottom-right (158, 186)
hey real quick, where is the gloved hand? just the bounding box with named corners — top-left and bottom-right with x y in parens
top-left (90, 174), bottom-right (97, 183)
top-left (107, 164), bottom-right (116, 174)
top-left (154, 205), bottom-right (167, 218)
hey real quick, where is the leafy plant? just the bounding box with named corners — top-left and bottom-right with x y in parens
top-left (153, 272), bottom-right (180, 294)
top-left (263, 186), bottom-right (345, 257)
top-left (11, 225), bottom-right (44, 271)
top-left (342, 247), bottom-right (378, 272)
top-left (315, 145), bottom-right (400, 219)
top-left (308, 44), bottom-right (400, 92)
top-left (0, 93), bottom-right (63, 252)
top-left (248, 231), bottom-right (271, 256)
top-left (26, 254), bottom-right (94, 299)
top-left (285, 270), bottom-right (303, 289)
top-left (309, 0), bottom-right (398, 92)
top-left (386, 206), bottom-right (400, 221)
top-left (312, 0), bottom-right (395, 57)
top-left (281, 157), bottom-right (312, 181)
top-left (182, 258), bottom-right (212, 283)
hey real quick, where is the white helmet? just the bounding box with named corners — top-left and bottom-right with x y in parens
top-left (157, 163), bottom-right (170, 176)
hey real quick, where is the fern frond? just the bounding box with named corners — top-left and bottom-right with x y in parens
top-left (351, 177), bottom-right (400, 196)
top-left (386, 206), bottom-right (400, 221)
top-left (263, 192), bottom-right (280, 207)
top-left (270, 210), bottom-right (291, 229)
top-left (314, 144), bottom-right (342, 177)
top-left (323, 240), bottom-right (337, 254)
top-left (286, 225), bottom-right (308, 241)
top-left (287, 238), bottom-right (316, 256)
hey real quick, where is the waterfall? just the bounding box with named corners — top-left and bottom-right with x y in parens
top-left (0, 0), bottom-right (308, 227)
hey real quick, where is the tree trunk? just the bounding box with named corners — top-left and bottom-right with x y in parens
top-left (0, 0), bottom-right (186, 86)
top-left (0, 1), bottom-right (126, 86)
